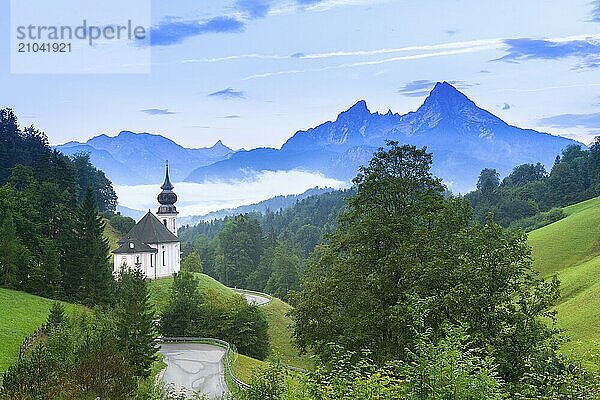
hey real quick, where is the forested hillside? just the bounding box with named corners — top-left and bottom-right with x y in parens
top-left (466, 141), bottom-right (600, 229)
top-left (178, 188), bottom-right (353, 299)
top-left (0, 108), bottom-right (118, 305)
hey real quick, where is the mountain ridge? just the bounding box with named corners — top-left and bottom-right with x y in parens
top-left (186, 82), bottom-right (582, 193)
top-left (55, 130), bottom-right (236, 185)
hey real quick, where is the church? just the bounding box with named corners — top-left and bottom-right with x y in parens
top-left (113, 163), bottom-right (181, 279)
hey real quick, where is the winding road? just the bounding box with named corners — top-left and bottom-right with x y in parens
top-left (158, 289), bottom-right (271, 398)
top-left (160, 343), bottom-right (227, 399)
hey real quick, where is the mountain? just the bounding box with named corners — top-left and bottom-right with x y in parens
top-left (55, 131), bottom-right (235, 185)
top-left (186, 82), bottom-right (582, 193)
top-left (178, 186), bottom-right (335, 226)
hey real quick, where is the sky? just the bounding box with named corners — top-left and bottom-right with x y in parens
top-left (1, 0), bottom-right (600, 150)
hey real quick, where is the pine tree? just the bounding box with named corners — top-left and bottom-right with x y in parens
top-left (0, 209), bottom-right (29, 288)
top-left (116, 265), bottom-right (158, 378)
top-left (46, 301), bottom-right (65, 330)
top-left (77, 186), bottom-right (114, 306)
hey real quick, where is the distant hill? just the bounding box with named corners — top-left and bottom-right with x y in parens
top-left (178, 186), bottom-right (335, 226)
top-left (116, 204), bottom-right (146, 221)
top-left (55, 131), bottom-right (235, 185)
top-left (528, 196), bottom-right (600, 362)
top-left (186, 82), bottom-right (582, 193)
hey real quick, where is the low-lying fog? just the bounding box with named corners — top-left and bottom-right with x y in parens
top-left (114, 170), bottom-right (347, 217)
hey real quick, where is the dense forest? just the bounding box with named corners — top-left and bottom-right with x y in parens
top-left (0, 108), bottom-right (118, 304)
top-left (177, 140), bottom-right (600, 303)
top-left (467, 141), bottom-right (600, 229)
top-left (178, 188), bottom-right (353, 300)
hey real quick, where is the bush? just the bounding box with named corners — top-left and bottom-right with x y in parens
top-left (510, 208), bottom-right (566, 232)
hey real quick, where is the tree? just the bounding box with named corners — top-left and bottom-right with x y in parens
top-left (0, 209), bottom-right (29, 288)
top-left (77, 186), bottom-right (114, 306)
top-left (47, 301), bottom-right (66, 330)
top-left (293, 142), bottom-right (456, 361)
top-left (264, 243), bottom-right (301, 301)
top-left (160, 271), bottom-right (203, 336)
top-left (292, 141), bottom-right (562, 387)
top-left (181, 251), bottom-right (203, 273)
top-left (115, 265), bottom-right (158, 378)
top-left (214, 215), bottom-right (264, 287)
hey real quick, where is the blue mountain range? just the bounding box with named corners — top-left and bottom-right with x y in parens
top-left (55, 131), bottom-right (235, 185)
top-left (55, 82), bottom-right (582, 193)
top-left (186, 82), bottom-right (582, 193)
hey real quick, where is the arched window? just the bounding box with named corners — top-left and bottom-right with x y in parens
top-left (163, 219), bottom-right (167, 227)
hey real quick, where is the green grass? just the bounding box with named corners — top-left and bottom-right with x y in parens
top-left (232, 354), bottom-right (266, 383)
top-left (527, 196), bottom-right (600, 362)
top-left (103, 218), bottom-right (121, 252)
top-left (263, 298), bottom-right (312, 370)
top-left (0, 288), bottom-right (81, 371)
top-left (148, 272), bottom-right (239, 313)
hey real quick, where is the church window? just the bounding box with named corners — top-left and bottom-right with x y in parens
top-left (163, 219), bottom-right (167, 227)
top-left (162, 250), bottom-right (166, 266)
top-left (136, 256), bottom-right (140, 265)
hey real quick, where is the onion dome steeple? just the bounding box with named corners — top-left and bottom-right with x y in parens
top-left (157, 161), bottom-right (177, 215)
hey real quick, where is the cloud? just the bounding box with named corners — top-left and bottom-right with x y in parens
top-left (397, 79), bottom-right (477, 97)
top-left (243, 45), bottom-right (500, 80)
top-left (592, 0), bottom-right (600, 21)
top-left (208, 88), bottom-right (246, 99)
top-left (496, 37), bottom-right (600, 69)
top-left (445, 29), bottom-right (459, 36)
top-left (235, 0), bottom-right (273, 18)
top-left (141, 108), bottom-right (176, 115)
top-left (538, 112), bottom-right (600, 129)
top-left (478, 70), bottom-right (491, 73)
top-left (499, 103), bottom-right (510, 110)
top-left (296, 0), bottom-right (325, 4)
top-left (150, 16), bottom-right (245, 46)
top-left (222, 115), bottom-right (241, 118)
top-left (114, 170), bottom-right (347, 217)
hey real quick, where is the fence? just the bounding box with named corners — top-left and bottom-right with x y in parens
top-left (158, 336), bottom-right (250, 390)
top-left (19, 324), bottom-right (47, 359)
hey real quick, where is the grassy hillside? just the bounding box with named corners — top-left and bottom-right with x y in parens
top-left (263, 299), bottom-right (312, 370)
top-left (148, 273), bottom-right (311, 369)
top-left (0, 289), bottom-right (81, 371)
top-left (148, 272), bottom-right (239, 313)
top-left (103, 217), bottom-right (121, 252)
top-left (528, 196), bottom-right (600, 360)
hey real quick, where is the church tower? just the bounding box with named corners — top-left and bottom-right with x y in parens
top-left (157, 161), bottom-right (178, 236)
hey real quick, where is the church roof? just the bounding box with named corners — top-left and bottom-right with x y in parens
top-left (120, 211), bottom-right (180, 245)
top-left (113, 237), bottom-right (158, 254)
top-left (161, 162), bottom-right (174, 191)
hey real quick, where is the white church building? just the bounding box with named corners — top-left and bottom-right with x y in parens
top-left (113, 163), bottom-right (181, 279)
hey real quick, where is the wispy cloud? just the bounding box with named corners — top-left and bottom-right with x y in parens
top-left (445, 29), bottom-right (459, 36)
top-left (151, 16), bottom-right (245, 46)
top-left (591, 0), bottom-right (600, 21)
top-left (141, 108), bottom-right (176, 115)
top-left (397, 79), bottom-right (477, 97)
top-left (243, 45), bottom-right (500, 80)
top-left (499, 103), bottom-right (511, 110)
top-left (538, 112), bottom-right (600, 129)
top-left (208, 88), bottom-right (246, 99)
top-left (496, 36), bottom-right (600, 69)
top-left (222, 115), bottom-right (241, 118)
top-left (235, 0), bottom-right (274, 18)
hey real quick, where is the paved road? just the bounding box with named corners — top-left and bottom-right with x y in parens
top-left (235, 290), bottom-right (271, 306)
top-left (159, 343), bottom-right (228, 399)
